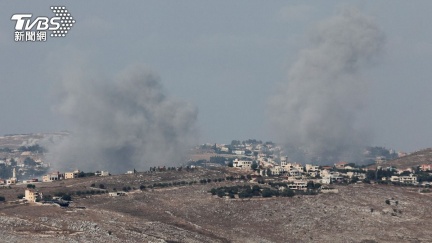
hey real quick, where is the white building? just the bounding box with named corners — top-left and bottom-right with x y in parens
top-left (220, 147), bottom-right (229, 152)
top-left (232, 158), bottom-right (252, 168)
top-left (233, 150), bottom-right (245, 155)
top-left (287, 181), bottom-right (307, 191)
top-left (390, 174), bottom-right (417, 184)
top-left (270, 165), bottom-right (286, 175)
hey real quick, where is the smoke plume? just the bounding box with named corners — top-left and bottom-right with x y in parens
top-left (269, 8), bottom-right (385, 164)
top-left (49, 64), bottom-right (198, 173)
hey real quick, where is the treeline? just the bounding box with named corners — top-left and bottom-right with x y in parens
top-left (0, 147), bottom-right (12, 153)
top-left (209, 185), bottom-right (297, 199)
top-left (149, 166), bottom-right (195, 172)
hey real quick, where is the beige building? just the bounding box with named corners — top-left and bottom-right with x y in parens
top-left (24, 189), bottom-right (42, 202)
top-left (305, 164), bottom-right (319, 172)
top-left (42, 172), bottom-right (62, 182)
top-left (65, 170), bottom-right (80, 179)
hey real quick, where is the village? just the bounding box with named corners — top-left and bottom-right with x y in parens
top-left (1, 138), bottom-right (431, 206)
top-left (198, 140), bottom-right (431, 188)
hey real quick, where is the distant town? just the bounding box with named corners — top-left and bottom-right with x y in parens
top-left (1, 134), bottom-right (432, 205)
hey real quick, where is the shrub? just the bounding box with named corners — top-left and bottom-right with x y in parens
top-left (27, 184), bottom-right (36, 189)
top-left (210, 188), bottom-right (217, 195)
top-left (90, 183), bottom-right (96, 187)
top-left (54, 192), bottom-right (66, 197)
top-left (17, 194), bottom-right (24, 199)
top-left (140, 185), bottom-right (146, 190)
top-left (99, 184), bottom-right (105, 189)
top-left (262, 189), bottom-right (273, 198)
top-left (62, 194), bottom-right (72, 201)
top-left (281, 189), bottom-right (295, 197)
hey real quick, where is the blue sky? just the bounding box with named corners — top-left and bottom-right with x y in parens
top-left (1, 1), bottom-right (432, 152)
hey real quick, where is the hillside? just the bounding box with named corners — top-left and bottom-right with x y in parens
top-left (371, 148), bottom-right (432, 170)
top-left (0, 132), bottom-right (67, 149)
top-left (1, 168), bottom-right (432, 242)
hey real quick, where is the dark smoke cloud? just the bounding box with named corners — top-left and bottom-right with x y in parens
top-left (269, 8), bottom-right (385, 164)
top-left (49, 64), bottom-right (198, 173)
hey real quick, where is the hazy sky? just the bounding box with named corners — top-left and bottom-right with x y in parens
top-left (1, 1), bottom-right (432, 153)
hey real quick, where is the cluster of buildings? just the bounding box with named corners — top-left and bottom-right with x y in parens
top-left (233, 156), bottom-right (425, 187)
top-left (42, 170), bottom-right (110, 182)
top-left (208, 140), bottom-right (425, 188)
top-left (0, 149), bottom-right (49, 173)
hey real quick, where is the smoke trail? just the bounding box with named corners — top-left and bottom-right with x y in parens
top-left (269, 8), bottom-right (385, 164)
top-left (49, 64), bottom-right (198, 173)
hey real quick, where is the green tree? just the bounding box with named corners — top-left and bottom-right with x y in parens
top-left (27, 184), bottom-right (36, 189)
top-left (350, 177), bottom-right (359, 184)
top-left (266, 168), bottom-right (272, 176)
top-left (0, 196), bottom-right (5, 202)
top-left (252, 185), bottom-right (261, 196)
top-left (9, 158), bottom-right (17, 167)
top-left (251, 161), bottom-right (258, 170)
top-left (262, 188), bottom-right (273, 198)
top-left (23, 157), bottom-right (37, 166)
top-left (210, 188), bottom-right (217, 195)
top-left (281, 189), bottom-right (295, 197)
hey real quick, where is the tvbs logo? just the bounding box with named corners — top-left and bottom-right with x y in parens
top-left (11, 6), bottom-right (75, 42)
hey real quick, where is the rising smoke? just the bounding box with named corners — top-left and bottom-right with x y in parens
top-left (269, 8), bottom-right (385, 164)
top-left (49, 64), bottom-right (198, 173)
